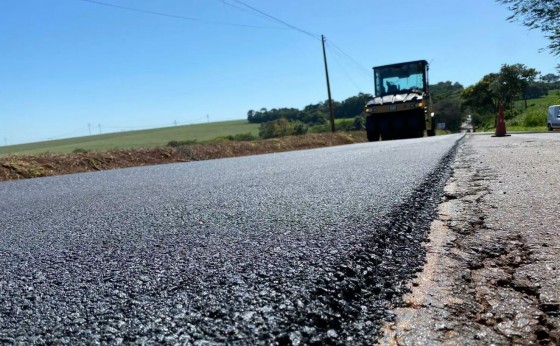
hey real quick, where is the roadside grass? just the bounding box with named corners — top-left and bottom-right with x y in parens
top-left (505, 125), bottom-right (548, 132)
top-left (519, 89), bottom-right (560, 108)
top-left (475, 90), bottom-right (560, 132)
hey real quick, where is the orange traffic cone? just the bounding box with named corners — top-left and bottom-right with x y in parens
top-left (492, 104), bottom-right (510, 137)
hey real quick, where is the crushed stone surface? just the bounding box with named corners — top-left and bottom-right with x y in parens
top-left (0, 135), bottom-right (460, 345)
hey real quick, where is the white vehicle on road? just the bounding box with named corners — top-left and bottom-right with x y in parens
top-left (547, 105), bottom-right (560, 131)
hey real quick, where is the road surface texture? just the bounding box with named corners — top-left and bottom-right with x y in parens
top-left (381, 133), bottom-right (560, 345)
top-left (0, 135), bottom-right (461, 345)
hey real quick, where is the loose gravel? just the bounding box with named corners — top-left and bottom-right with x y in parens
top-left (0, 135), bottom-right (461, 344)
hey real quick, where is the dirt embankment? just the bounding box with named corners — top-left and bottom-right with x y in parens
top-left (0, 132), bottom-right (367, 182)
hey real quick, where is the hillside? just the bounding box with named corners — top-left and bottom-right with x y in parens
top-left (506, 90), bottom-right (560, 131)
top-left (0, 120), bottom-right (259, 156)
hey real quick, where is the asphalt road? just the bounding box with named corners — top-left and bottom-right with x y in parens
top-left (0, 134), bottom-right (462, 345)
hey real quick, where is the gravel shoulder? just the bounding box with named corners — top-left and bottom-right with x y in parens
top-left (380, 133), bottom-right (560, 345)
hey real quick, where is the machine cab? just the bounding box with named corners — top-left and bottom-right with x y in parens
top-left (374, 60), bottom-right (429, 97)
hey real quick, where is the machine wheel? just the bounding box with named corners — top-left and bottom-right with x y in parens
top-left (427, 129), bottom-right (436, 137)
top-left (548, 123), bottom-right (553, 131)
top-left (366, 117), bottom-right (380, 142)
top-left (379, 119), bottom-right (392, 141)
top-left (406, 116), bottom-right (422, 138)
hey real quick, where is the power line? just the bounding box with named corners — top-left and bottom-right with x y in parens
top-left (325, 39), bottom-right (372, 77)
top-left (229, 0), bottom-right (321, 40)
top-left (217, 0), bottom-right (274, 23)
top-left (326, 45), bottom-right (364, 93)
top-left (326, 43), bottom-right (371, 81)
top-left (79, 0), bottom-right (283, 29)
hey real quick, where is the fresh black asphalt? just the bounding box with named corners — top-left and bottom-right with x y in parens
top-left (0, 134), bottom-right (462, 344)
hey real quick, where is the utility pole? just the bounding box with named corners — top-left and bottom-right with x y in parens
top-left (88, 123), bottom-right (92, 136)
top-left (322, 34), bottom-right (335, 133)
top-left (207, 114), bottom-right (209, 123)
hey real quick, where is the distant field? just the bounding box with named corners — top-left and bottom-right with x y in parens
top-left (0, 120), bottom-right (259, 156)
top-left (489, 90), bottom-right (560, 132)
top-left (523, 90), bottom-right (560, 107)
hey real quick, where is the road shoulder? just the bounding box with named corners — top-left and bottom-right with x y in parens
top-left (379, 133), bottom-right (560, 345)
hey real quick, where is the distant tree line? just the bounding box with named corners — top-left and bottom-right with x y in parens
top-left (431, 81), bottom-right (465, 132)
top-left (247, 93), bottom-right (373, 125)
top-left (247, 86), bottom-right (470, 135)
top-left (246, 64), bottom-right (559, 137)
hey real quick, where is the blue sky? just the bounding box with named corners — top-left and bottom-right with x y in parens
top-left (1, 0), bottom-right (558, 145)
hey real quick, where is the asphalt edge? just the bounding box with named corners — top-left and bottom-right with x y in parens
top-left (269, 135), bottom-right (465, 344)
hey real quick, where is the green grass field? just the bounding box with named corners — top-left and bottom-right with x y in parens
top-left (506, 91), bottom-right (560, 131)
top-left (0, 120), bottom-right (259, 156)
top-left (522, 90), bottom-right (560, 107)
top-left (473, 90), bottom-right (560, 132)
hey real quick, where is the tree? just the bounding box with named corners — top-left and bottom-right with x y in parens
top-left (525, 82), bottom-right (548, 98)
top-left (335, 93), bottom-right (372, 118)
top-left (497, 0), bottom-right (560, 55)
top-left (462, 74), bottom-right (500, 128)
top-left (433, 98), bottom-right (462, 132)
top-left (429, 81), bottom-right (464, 132)
top-left (462, 74), bottom-right (499, 113)
top-left (258, 118), bottom-right (307, 139)
top-left (491, 64), bottom-right (538, 109)
top-left (430, 81), bottom-right (464, 103)
top-left (247, 110), bottom-right (255, 122)
top-left (246, 93), bottom-right (371, 125)
top-left (461, 64), bottom-right (540, 128)
top-left (541, 73), bottom-right (559, 83)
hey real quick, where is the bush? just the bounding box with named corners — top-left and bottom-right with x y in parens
top-left (167, 139), bottom-right (197, 147)
top-left (212, 133), bottom-right (258, 142)
top-left (292, 122), bottom-right (308, 135)
top-left (523, 106), bottom-right (547, 127)
top-left (472, 112), bottom-right (496, 130)
top-left (309, 123), bottom-right (331, 133)
top-left (336, 119), bottom-right (354, 131)
top-left (352, 115), bottom-right (365, 130)
top-left (505, 108), bottom-right (520, 120)
top-left (523, 113), bottom-right (545, 127)
top-left (258, 119), bottom-right (308, 139)
top-left (335, 116), bottom-right (365, 131)
top-left (231, 132), bottom-right (257, 141)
